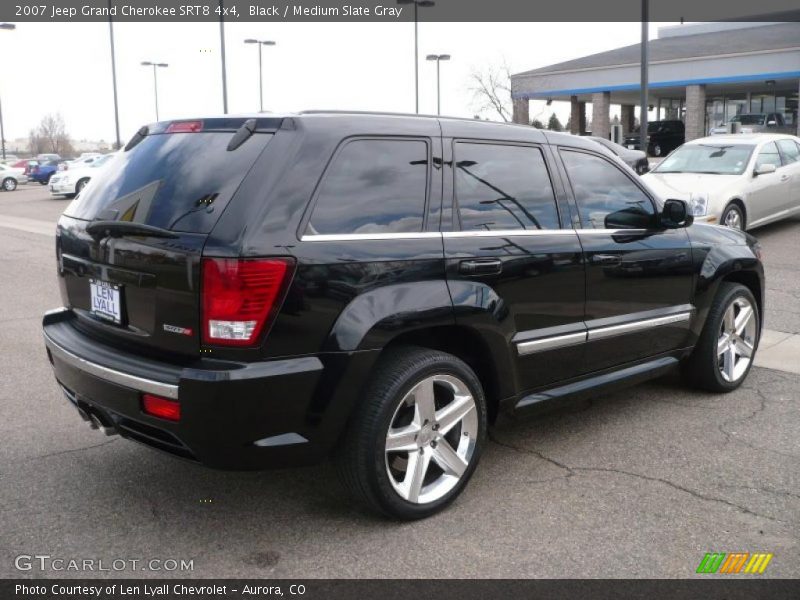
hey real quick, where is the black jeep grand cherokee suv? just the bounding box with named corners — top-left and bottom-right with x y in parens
top-left (43, 112), bottom-right (763, 519)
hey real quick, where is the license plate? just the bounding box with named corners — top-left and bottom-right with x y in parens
top-left (89, 279), bottom-right (122, 324)
top-left (627, 144), bottom-right (635, 149)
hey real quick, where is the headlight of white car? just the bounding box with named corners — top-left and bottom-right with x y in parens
top-left (689, 192), bottom-right (708, 217)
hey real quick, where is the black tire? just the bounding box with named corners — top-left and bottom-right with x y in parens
top-left (1, 177), bottom-right (16, 192)
top-left (682, 282), bottom-right (759, 393)
top-left (721, 202), bottom-right (746, 231)
top-left (336, 346), bottom-right (487, 520)
top-left (76, 178), bottom-right (89, 194)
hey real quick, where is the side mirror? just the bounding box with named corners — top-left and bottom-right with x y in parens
top-left (661, 199), bottom-right (693, 229)
top-left (754, 163), bottom-right (777, 176)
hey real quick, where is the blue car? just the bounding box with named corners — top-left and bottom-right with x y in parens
top-left (29, 159), bottom-right (67, 185)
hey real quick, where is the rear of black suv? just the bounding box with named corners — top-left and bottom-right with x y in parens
top-left (43, 115), bottom-right (382, 470)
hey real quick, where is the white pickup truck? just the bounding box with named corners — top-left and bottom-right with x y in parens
top-left (709, 113), bottom-right (795, 135)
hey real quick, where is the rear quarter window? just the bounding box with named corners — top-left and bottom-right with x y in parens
top-left (304, 138), bottom-right (429, 236)
top-left (63, 131), bottom-right (273, 234)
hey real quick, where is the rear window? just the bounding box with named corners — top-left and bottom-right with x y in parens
top-left (305, 138), bottom-right (429, 235)
top-left (454, 142), bottom-right (560, 231)
top-left (64, 131), bottom-right (272, 233)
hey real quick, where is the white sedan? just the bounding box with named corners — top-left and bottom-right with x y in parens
top-left (49, 153), bottom-right (114, 197)
top-left (0, 163), bottom-right (28, 191)
top-left (643, 134), bottom-right (800, 231)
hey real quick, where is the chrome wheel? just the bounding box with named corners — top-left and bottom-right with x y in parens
top-left (385, 374), bottom-right (478, 505)
top-left (717, 297), bottom-right (757, 383)
top-left (2, 178), bottom-right (15, 191)
top-left (723, 206), bottom-right (743, 230)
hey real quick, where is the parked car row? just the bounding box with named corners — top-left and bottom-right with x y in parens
top-left (0, 152), bottom-right (114, 194)
top-left (49, 153), bottom-right (114, 196)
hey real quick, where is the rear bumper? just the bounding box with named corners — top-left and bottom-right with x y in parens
top-left (43, 308), bottom-right (377, 470)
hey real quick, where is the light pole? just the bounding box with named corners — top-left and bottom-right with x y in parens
top-left (219, 0), bottom-right (228, 114)
top-left (640, 0), bottom-right (649, 153)
top-left (426, 53), bottom-right (450, 115)
top-left (140, 61), bottom-right (168, 121)
top-left (0, 23), bottom-right (16, 161)
top-left (107, 2), bottom-right (121, 149)
top-left (397, 0), bottom-right (434, 114)
top-left (244, 39), bottom-right (276, 112)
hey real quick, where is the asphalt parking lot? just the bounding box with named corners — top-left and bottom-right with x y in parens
top-left (0, 184), bottom-right (798, 578)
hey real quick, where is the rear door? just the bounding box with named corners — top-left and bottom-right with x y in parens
top-left (776, 139), bottom-right (800, 211)
top-left (56, 118), bottom-right (280, 357)
top-left (441, 130), bottom-right (586, 393)
top-left (556, 146), bottom-right (694, 373)
top-left (748, 141), bottom-right (791, 223)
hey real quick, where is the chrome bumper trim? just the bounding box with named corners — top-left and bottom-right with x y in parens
top-left (44, 332), bottom-right (179, 400)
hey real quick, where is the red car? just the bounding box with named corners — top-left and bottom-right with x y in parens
top-left (12, 159), bottom-right (37, 175)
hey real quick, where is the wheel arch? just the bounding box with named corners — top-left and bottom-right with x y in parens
top-left (722, 197), bottom-right (747, 228)
top-left (691, 244), bottom-right (764, 341)
top-left (378, 325), bottom-right (514, 424)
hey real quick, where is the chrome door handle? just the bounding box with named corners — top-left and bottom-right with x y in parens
top-left (591, 254), bottom-right (620, 265)
top-left (780, 175), bottom-right (790, 182)
top-left (459, 259), bottom-right (503, 276)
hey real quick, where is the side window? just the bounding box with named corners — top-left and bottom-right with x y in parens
top-left (561, 150), bottom-right (656, 230)
top-left (777, 139), bottom-right (800, 165)
top-left (755, 142), bottom-right (782, 169)
top-left (454, 142), bottom-right (559, 231)
top-left (306, 138), bottom-right (428, 235)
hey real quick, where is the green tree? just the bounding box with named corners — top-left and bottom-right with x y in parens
top-left (531, 119), bottom-right (545, 129)
top-left (547, 113), bottom-right (564, 131)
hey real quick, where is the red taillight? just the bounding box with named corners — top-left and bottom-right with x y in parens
top-left (142, 393), bottom-right (180, 421)
top-left (201, 257), bottom-right (295, 347)
top-left (166, 120), bottom-right (203, 133)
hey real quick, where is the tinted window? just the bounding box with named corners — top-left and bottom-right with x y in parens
top-left (64, 131), bottom-right (273, 233)
top-left (561, 150), bottom-right (655, 230)
top-left (454, 143), bottom-right (559, 231)
top-left (756, 142), bottom-right (782, 169)
top-left (307, 139), bottom-right (428, 235)
top-left (777, 139), bottom-right (800, 165)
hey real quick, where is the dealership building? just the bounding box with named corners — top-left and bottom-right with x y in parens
top-left (510, 21), bottom-right (800, 141)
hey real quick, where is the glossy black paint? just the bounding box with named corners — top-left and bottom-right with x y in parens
top-left (43, 112), bottom-right (764, 470)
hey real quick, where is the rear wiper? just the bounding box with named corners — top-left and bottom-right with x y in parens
top-left (86, 220), bottom-right (179, 241)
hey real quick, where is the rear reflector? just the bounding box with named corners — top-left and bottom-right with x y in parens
top-left (142, 393), bottom-right (181, 422)
top-left (166, 120), bottom-right (203, 133)
top-left (201, 257), bottom-right (295, 347)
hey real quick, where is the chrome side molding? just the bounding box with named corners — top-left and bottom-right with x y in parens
top-left (516, 310), bottom-right (693, 356)
top-left (517, 331), bottom-right (587, 356)
top-left (587, 312), bottom-right (692, 341)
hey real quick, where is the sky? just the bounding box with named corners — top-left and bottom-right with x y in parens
top-left (0, 21), bottom-right (672, 145)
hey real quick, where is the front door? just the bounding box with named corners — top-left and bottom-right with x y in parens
top-left (442, 137), bottom-right (585, 393)
top-left (557, 148), bottom-right (695, 373)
